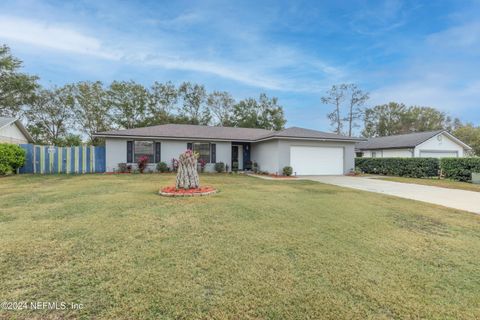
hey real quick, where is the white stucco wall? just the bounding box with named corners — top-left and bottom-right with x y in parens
top-left (361, 149), bottom-right (413, 158)
top-left (250, 140), bottom-right (279, 173)
top-left (382, 149), bottom-right (414, 157)
top-left (215, 142), bottom-right (231, 171)
top-left (161, 140), bottom-right (189, 167)
top-left (105, 139), bottom-right (127, 172)
top-left (105, 138), bottom-right (231, 172)
top-left (0, 122), bottom-right (29, 144)
top-left (414, 133), bottom-right (465, 157)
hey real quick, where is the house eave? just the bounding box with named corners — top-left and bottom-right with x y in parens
top-left (254, 136), bottom-right (365, 143)
top-left (94, 133), bottom-right (364, 144)
top-left (356, 146), bottom-right (416, 151)
top-left (93, 133), bottom-right (254, 143)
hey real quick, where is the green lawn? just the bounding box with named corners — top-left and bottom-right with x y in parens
top-left (1, 174), bottom-right (479, 319)
top-left (375, 176), bottom-right (480, 192)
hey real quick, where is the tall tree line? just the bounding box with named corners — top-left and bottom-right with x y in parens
top-left (0, 44), bottom-right (287, 146)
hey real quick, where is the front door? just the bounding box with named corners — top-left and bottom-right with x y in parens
top-left (231, 145), bottom-right (239, 171)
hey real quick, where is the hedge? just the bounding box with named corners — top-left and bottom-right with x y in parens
top-left (0, 143), bottom-right (26, 175)
top-left (355, 158), bottom-right (439, 178)
top-left (440, 158), bottom-right (480, 182)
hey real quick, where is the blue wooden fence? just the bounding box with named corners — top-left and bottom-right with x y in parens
top-left (19, 144), bottom-right (105, 174)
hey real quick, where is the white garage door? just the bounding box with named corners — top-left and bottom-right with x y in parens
top-left (419, 151), bottom-right (458, 158)
top-left (290, 146), bottom-right (344, 175)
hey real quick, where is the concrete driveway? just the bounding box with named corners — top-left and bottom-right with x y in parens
top-left (301, 176), bottom-right (480, 214)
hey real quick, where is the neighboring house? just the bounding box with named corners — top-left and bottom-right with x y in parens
top-left (356, 130), bottom-right (472, 158)
top-left (0, 117), bottom-right (34, 144)
top-left (93, 124), bottom-right (363, 175)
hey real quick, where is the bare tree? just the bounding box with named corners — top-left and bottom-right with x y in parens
top-left (321, 84), bottom-right (347, 134)
top-left (344, 84), bottom-right (369, 137)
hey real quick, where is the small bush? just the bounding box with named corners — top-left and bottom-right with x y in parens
top-left (118, 163), bottom-right (127, 173)
top-left (440, 157), bottom-right (480, 182)
top-left (157, 161), bottom-right (169, 173)
top-left (214, 162), bottom-right (225, 173)
top-left (283, 166), bottom-right (293, 176)
top-left (355, 158), bottom-right (439, 178)
top-left (252, 161), bottom-right (259, 173)
top-left (0, 143), bottom-right (26, 175)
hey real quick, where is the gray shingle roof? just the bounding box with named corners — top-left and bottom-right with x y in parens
top-left (96, 124), bottom-right (272, 141)
top-left (356, 130), bottom-right (445, 150)
top-left (95, 124), bottom-right (363, 142)
top-left (263, 127), bottom-right (362, 141)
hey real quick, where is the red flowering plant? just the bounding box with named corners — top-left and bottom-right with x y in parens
top-left (137, 155), bottom-right (149, 173)
top-left (198, 159), bottom-right (207, 172)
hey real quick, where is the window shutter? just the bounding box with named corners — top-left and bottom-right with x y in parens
top-left (187, 142), bottom-right (193, 150)
top-left (155, 142), bottom-right (161, 163)
top-left (127, 141), bottom-right (133, 163)
top-left (211, 143), bottom-right (216, 163)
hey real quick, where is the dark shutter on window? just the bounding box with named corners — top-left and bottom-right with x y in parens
top-left (187, 142), bottom-right (193, 150)
top-left (155, 142), bottom-right (161, 163)
top-left (127, 141), bottom-right (133, 163)
top-left (211, 143), bottom-right (216, 163)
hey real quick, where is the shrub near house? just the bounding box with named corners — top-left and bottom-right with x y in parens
top-left (0, 143), bottom-right (26, 175)
top-left (355, 158), bottom-right (439, 178)
top-left (441, 158), bottom-right (480, 182)
top-left (356, 157), bottom-right (480, 182)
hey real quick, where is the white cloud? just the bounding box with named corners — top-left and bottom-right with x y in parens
top-left (0, 15), bottom-right (120, 59)
top-left (370, 80), bottom-right (479, 115)
top-left (348, 0), bottom-right (408, 35)
top-left (0, 14), bottom-right (343, 93)
top-left (427, 21), bottom-right (480, 48)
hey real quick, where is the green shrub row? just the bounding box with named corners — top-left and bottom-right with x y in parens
top-left (356, 157), bottom-right (480, 181)
top-left (0, 143), bottom-right (26, 175)
top-left (355, 158), bottom-right (439, 178)
top-left (440, 158), bottom-right (480, 182)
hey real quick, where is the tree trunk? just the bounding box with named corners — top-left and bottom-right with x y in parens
top-left (175, 150), bottom-right (200, 189)
top-left (348, 104), bottom-right (353, 137)
top-left (336, 99), bottom-right (341, 135)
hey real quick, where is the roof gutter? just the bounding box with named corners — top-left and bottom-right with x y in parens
top-left (92, 133), bottom-right (254, 143)
top-left (254, 136), bottom-right (366, 143)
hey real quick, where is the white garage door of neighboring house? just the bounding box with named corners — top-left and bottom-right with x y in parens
top-left (419, 151), bottom-right (458, 158)
top-left (290, 146), bottom-right (344, 175)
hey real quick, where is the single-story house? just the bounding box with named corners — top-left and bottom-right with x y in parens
top-left (356, 130), bottom-right (472, 158)
top-left (0, 117), bottom-right (34, 144)
top-left (93, 124), bottom-right (364, 175)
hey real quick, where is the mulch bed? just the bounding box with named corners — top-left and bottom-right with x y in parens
top-left (159, 186), bottom-right (217, 197)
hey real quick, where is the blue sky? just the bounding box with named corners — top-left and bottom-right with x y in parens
top-left (1, 0), bottom-right (479, 131)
